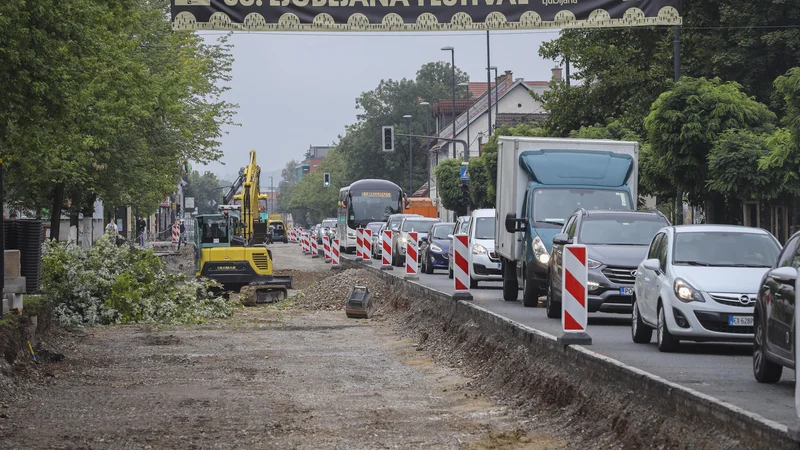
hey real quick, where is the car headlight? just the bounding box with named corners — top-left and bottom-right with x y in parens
top-left (533, 235), bottom-right (550, 265)
top-left (587, 280), bottom-right (601, 293)
top-left (587, 258), bottom-right (602, 269)
top-left (399, 235), bottom-right (408, 244)
top-left (673, 278), bottom-right (704, 303)
top-left (472, 244), bottom-right (488, 255)
top-left (430, 244), bottom-right (443, 253)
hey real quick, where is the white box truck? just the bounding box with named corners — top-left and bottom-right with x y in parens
top-left (494, 137), bottom-right (639, 307)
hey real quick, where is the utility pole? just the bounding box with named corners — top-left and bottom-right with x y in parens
top-left (404, 114), bottom-right (413, 195)
top-left (486, 31), bottom-right (493, 141)
top-left (674, 25), bottom-right (683, 225)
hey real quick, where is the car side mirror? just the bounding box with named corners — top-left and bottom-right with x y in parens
top-left (642, 258), bottom-right (661, 272)
top-left (504, 213), bottom-right (527, 233)
top-left (771, 266), bottom-right (798, 281)
top-left (553, 233), bottom-right (570, 246)
top-left (447, 234), bottom-right (454, 239)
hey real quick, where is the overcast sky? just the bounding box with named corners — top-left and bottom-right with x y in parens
top-left (197, 29), bottom-right (561, 184)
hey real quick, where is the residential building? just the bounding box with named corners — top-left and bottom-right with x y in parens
top-left (429, 69), bottom-right (557, 220)
top-left (296, 145), bottom-right (331, 182)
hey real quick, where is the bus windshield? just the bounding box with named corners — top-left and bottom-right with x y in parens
top-left (348, 189), bottom-right (401, 228)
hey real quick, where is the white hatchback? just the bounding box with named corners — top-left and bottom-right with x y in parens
top-left (632, 225), bottom-right (781, 352)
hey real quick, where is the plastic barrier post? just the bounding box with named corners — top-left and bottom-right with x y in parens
top-left (381, 230), bottom-right (393, 271)
top-left (355, 227), bottom-right (365, 261)
top-left (311, 236), bottom-right (320, 258)
top-left (331, 239), bottom-right (341, 271)
top-left (452, 234), bottom-right (473, 301)
top-left (404, 231), bottom-right (419, 280)
top-left (558, 244), bottom-right (592, 346)
top-left (323, 235), bottom-right (332, 263)
top-left (362, 229), bottom-right (372, 265)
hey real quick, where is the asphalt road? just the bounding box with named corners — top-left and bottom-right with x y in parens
top-left (346, 254), bottom-right (797, 427)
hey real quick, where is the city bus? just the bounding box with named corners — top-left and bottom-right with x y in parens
top-left (337, 179), bottom-right (407, 253)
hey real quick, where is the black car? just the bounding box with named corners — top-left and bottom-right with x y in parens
top-left (546, 209), bottom-right (671, 319)
top-left (754, 231), bottom-right (798, 383)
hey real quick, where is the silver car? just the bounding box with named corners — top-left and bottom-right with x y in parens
top-left (632, 225), bottom-right (782, 352)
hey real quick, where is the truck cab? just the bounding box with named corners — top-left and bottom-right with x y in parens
top-left (495, 138), bottom-right (638, 307)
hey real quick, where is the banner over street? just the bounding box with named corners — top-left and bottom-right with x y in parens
top-left (171, 0), bottom-right (681, 32)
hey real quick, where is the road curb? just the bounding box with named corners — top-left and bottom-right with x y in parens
top-left (342, 258), bottom-right (798, 449)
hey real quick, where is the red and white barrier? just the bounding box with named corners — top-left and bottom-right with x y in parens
top-left (363, 229), bottom-right (372, 263)
top-left (355, 227), bottom-right (364, 260)
top-left (171, 224), bottom-right (180, 243)
top-left (331, 239), bottom-right (341, 270)
top-left (381, 230), bottom-right (393, 269)
top-left (404, 232), bottom-right (419, 279)
top-left (323, 235), bottom-right (332, 263)
top-left (311, 236), bottom-right (320, 258)
top-left (559, 244), bottom-right (591, 345)
top-left (453, 234), bottom-right (470, 294)
top-left (303, 233), bottom-right (310, 254)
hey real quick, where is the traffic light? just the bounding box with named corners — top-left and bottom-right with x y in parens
top-left (382, 126), bottom-right (394, 152)
top-left (460, 181), bottom-right (471, 207)
top-left (323, 172), bottom-right (331, 187)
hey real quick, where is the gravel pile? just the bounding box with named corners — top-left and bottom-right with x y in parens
top-left (295, 269), bottom-right (389, 311)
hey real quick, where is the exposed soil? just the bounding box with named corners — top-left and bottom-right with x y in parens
top-left (0, 244), bottom-right (565, 449)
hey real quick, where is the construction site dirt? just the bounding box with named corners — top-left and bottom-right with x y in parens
top-left (0, 244), bottom-right (567, 449)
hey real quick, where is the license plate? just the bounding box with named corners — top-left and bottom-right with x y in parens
top-left (620, 287), bottom-right (634, 296)
top-left (496, 263), bottom-right (502, 270)
top-left (728, 316), bottom-right (754, 326)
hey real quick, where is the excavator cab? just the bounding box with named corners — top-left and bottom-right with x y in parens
top-left (194, 213), bottom-right (292, 304)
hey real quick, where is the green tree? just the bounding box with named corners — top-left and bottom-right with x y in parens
top-left (288, 149), bottom-right (348, 223)
top-left (337, 62), bottom-right (469, 194)
top-left (707, 130), bottom-right (781, 201)
top-left (0, 0), bottom-right (235, 239)
top-left (434, 159), bottom-right (464, 215)
top-left (644, 77), bottom-right (775, 221)
top-left (185, 171), bottom-right (224, 214)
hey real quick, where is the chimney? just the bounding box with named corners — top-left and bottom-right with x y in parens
top-left (551, 67), bottom-right (563, 81)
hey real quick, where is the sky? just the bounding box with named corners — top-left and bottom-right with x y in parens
top-left (197, 29), bottom-right (562, 186)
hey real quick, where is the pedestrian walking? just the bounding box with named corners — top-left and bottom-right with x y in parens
top-left (105, 218), bottom-right (118, 237)
top-left (136, 215), bottom-right (147, 246)
top-left (177, 219), bottom-right (186, 250)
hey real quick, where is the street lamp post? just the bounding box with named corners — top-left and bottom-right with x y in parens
top-left (486, 31), bottom-right (493, 135)
top-left (441, 46), bottom-right (456, 159)
top-left (458, 82), bottom-right (470, 158)
top-left (403, 114), bottom-right (413, 195)
top-left (488, 66), bottom-right (499, 118)
top-left (269, 176), bottom-right (274, 215)
top-left (419, 102), bottom-right (432, 193)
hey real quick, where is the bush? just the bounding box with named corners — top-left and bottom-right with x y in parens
top-left (41, 236), bottom-right (232, 327)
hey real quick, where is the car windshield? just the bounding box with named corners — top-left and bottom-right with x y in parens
top-left (673, 232), bottom-right (780, 267)
top-left (403, 219), bottom-right (436, 232)
top-left (458, 219), bottom-right (469, 233)
top-left (432, 225), bottom-right (451, 240)
top-left (367, 223), bottom-right (383, 233)
top-left (532, 189), bottom-right (631, 227)
top-left (474, 217), bottom-right (495, 240)
top-left (579, 217), bottom-right (668, 245)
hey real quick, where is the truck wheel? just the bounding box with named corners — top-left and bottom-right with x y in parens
top-left (502, 260), bottom-right (518, 302)
top-left (522, 269), bottom-right (539, 308)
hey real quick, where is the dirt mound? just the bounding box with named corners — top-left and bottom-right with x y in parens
top-left (157, 245), bottom-right (195, 276)
top-left (294, 269), bottom-right (389, 311)
top-left (274, 269), bottom-right (332, 291)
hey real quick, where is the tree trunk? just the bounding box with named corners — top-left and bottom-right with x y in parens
top-left (49, 183), bottom-right (65, 242)
top-left (69, 209), bottom-right (79, 244)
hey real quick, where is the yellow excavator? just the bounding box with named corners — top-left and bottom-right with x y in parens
top-left (193, 150), bottom-right (291, 304)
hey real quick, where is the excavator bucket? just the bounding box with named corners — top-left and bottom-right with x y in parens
top-left (345, 285), bottom-right (373, 319)
top-left (239, 276), bottom-right (293, 306)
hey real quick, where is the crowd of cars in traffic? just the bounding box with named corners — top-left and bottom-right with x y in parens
top-left (299, 207), bottom-right (798, 385)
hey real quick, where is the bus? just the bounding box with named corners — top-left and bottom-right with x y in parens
top-left (337, 179), bottom-right (407, 253)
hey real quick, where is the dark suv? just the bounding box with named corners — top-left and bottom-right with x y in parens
top-left (546, 209), bottom-right (671, 319)
top-left (754, 230), bottom-right (799, 383)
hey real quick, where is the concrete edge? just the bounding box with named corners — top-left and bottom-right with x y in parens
top-left (341, 258), bottom-right (795, 447)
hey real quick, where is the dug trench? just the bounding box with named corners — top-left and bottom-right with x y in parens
top-left (373, 271), bottom-right (792, 450)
